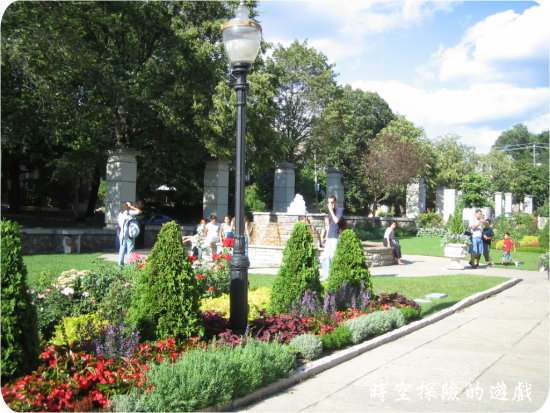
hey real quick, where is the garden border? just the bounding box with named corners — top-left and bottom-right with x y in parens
top-left (210, 277), bottom-right (522, 412)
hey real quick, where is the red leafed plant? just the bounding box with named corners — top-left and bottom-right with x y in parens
top-left (248, 312), bottom-right (313, 344)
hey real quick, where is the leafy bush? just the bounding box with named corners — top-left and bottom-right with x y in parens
top-left (129, 221), bottom-right (204, 341)
top-left (289, 334), bottom-right (323, 360)
top-left (1, 220), bottom-right (41, 381)
top-left (97, 275), bottom-right (137, 325)
top-left (200, 287), bottom-right (271, 321)
top-left (539, 252), bottom-right (549, 270)
top-left (447, 207), bottom-right (466, 235)
top-left (384, 307), bottom-right (406, 328)
top-left (268, 222), bottom-right (322, 314)
top-left (493, 213), bottom-right (540, 241)
top-left (192, 241), bottom-right (233, 298)
top-left (344, 311), bottom-right (393, 344)
top-left (399, 306), bottom-right (421, 321)
top-left (249, 313), bottom-right (312, 344)
top-left (320, 325), bottom-right (353, 349)
top-left (113, 339), bottom-right (296, 412)
top-left (328, 229), bottom-right (373, 297)
top-left (417, 212), bottom-right (444, 228)
top-left (372, 292), bottom-right (421, 312)
top-left (535, 200), bottom-right (549, 218)
top-left (539, 221), bottom-right (549, 250)
top-left (50, 313), bottom-right (108, 347)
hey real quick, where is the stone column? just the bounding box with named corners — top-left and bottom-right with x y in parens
top-left (494, 192), bottom-right (503, 217)
top-left (436, 187), bottom-right (444, 216)
top-left (523, 195), bottom-right (534, 214)
top-left (326, 168), bottom-right (344, 209)
top-left (442, 188), bottom-right (458, 222)
top-left (203, 159), bottom-right (229, 219)
top-left (105, 148), bottom-right (139, 228)
top-left (406, 178), bottom-right (426, 218)
top-left (273, 162), bottom-right (296, 212)
top-left (504, 192), bottom-right (513, 216)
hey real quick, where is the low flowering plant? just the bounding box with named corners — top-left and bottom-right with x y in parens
top-left (191, 242), bottom-right (233, 298)
top-left (441, 232), bottom-right (471, 247)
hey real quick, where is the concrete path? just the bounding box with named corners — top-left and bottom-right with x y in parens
top-left (235, 257), bottom-right (549, 412)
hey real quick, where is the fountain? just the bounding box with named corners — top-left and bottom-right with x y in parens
top-left (286, 193), bottom-right (307, 215)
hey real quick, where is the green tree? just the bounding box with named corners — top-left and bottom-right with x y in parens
top-left (129, 221), bottom-right (204, 341)
top-left (432, 135), bottom-right (478, 189)
top-left (311, 86), bottom-right (394, 213)
top-left (327, 229), bottom-right (373, 295)
top-left (268, 222), bottom-right (322, 314)
top-left (1, 1), bottom-right (237, 213)
top-left (459, 172), bottom-right (493, 208)
top-left (266, 40), bottom-right (339, 164)
top-left (1, 220), bottom-right (40, 381)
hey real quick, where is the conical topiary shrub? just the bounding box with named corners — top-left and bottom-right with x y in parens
top-left (327, 229), bottom-right (373, 296)
top-left (129, 221), bottom-right (204, 341)
top-left (1, 219), bottom-right (40, 381)
top-left (268, 222), bottom-right (323, 314)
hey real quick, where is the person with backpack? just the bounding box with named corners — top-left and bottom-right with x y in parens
top-left (117, 201), bottom-right (142, 268)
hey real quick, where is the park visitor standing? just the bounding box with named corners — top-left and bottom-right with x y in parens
top-left (320, 195), bottom-right (344, 280)
top-left (482, 219), bottom-right (495, 266)
top-left (117, 201), bottom-right (142, 268)
top-left (468, 209), bottom-right (484, 269)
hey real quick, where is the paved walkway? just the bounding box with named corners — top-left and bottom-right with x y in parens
top-left (99, 251), bottom-right (549, 411)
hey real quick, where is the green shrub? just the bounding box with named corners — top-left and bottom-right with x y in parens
top-left (344, 311), bottom-right (393, 344)
top-left (289, 333), bottom-right (323, 360)
top-left (399, 306), bottom-right (421, 321)
top-left (50, 313), bottom-right (108, 347)
top-left (327, 229), bottom-right (373, 296)
top-left (447, 207), bottom-right (466, 235)
top-left (320, 325), bottom-right (353, 349)
top-left (351, 220), bottom-right (384, 241)
top-left (494, 213), bottom-right (540, 241)
top-left (113, 339), bottom-right (296, 412)
top-left (417, 212), bottom-right (444, 228)
top-left (1, 219), bottom-right (40, 381)
top-left (268, 222), bottom-right (322, 314)
top-left (539, 221), bottom-right (549, 250)
top-left (535, 200), bottom-right (549, 218)
top-left (129, 221), bottom-right (204, 341)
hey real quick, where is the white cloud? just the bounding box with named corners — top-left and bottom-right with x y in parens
top-left (352, 79), bottom-right (548, 152)
top-left (428, 4), bottom-right (549, 83)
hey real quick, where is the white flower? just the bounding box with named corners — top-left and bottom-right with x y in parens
top-left (82, 291), bottom-right (90, 298)
top-left (38, 293), bottom-right (45, 299)
top-left (61, 287), bottom-right (74, 296)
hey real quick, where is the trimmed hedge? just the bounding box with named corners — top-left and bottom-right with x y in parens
top-left (344, 308), bottom-right (405, 344)
top-left (1, 219), bottom-right (40, 381)
top-left (289, 333), bottom-right (323, 360)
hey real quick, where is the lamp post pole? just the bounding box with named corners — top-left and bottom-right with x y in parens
top-left (229, 62), bottom-right (251, 334)
top-left (221, 2), bottom-right (262, 335)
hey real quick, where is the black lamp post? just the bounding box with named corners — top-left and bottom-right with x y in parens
top-left (221, 1), bottom-right (262, 334)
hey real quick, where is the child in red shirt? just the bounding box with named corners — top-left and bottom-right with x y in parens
top-left (501, 232), bottom-right (519, 266)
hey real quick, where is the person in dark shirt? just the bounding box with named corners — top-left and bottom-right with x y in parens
top-left (482, 219), bottom-right (495, 267)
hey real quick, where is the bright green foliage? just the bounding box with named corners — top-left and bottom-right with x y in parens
top-left (289, 333), bottom-right (323, 360)
top-left (459, 172), bottom-right (492, 208)
top-left (268, 222), bottom-right (322, 314)
top-left (320, 325), bottom-right (353, 349)
top-left (50, 313), bottom-right (108, 347)
top-left (327, 229), bottom-right (373, 294)
top-left (448, 206), bottom-right (466, 235)
top-left (112, 339), bottom-right (296, 412)
top-left (129, 221), bottom-right (204, 341)
top-left (539, 222), bottom-right (549, 250)
top-left (1, 220), bottom-right (40, 381)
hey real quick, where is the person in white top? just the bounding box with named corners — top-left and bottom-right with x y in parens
top-left (117, 201), bottom-right (142, 268)
top-left (468, 209), bottom-right (484, 268)
top-left (203, 215), bottom-right (220, 255)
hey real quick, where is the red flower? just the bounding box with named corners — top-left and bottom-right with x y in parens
top-left (188, 255), bottom-right (197, 261)
top-left (196, 274), bottom-right (204, 280)
top-left (212, 253), bottom-right (221, 261)
top-left (222, 238), bottom-right (234, 248)
top-left (208, 286), bottom-right (215, 292)
top-left (224, 254), bottom-right (232, 261)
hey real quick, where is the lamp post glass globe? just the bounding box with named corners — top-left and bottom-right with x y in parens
top-left (222, 2), bottom-right (262, 66)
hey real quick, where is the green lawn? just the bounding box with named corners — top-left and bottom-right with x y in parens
top-left (23, 252), bottom-right (513, 320)
top-left (23, 253), bottom-right (114, 285)
top-left (397, 236), bottom-right (544, 271)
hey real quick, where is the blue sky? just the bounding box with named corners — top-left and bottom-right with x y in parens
top-left (256, 0), bottom-right (549, 153)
